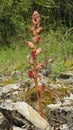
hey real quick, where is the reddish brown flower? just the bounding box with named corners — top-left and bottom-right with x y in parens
top-left (32, 11), bottom-right (41, 28)
top-left (32, 11), bottom-right (40, 21)
top-left (32, 19), bottom-right (39, 29)
top-left (28, 71), bottom-right (34, 78)
top-left (30, 27), bottom-right (36, 36)
top-left (26, 41), bottom-right (34, 49)
top-left (36, 62), bottom-right (44, 70)
top-left (36, 27), bottom-right (43, 34)
top-left (40, 85), bottom-right (46, 91)
top-left (31, 50), bottom-right (36, 58)
top-left (33, 36), bottom-right (41, 44)
top-left (38, 85), bottom-right (46, 93)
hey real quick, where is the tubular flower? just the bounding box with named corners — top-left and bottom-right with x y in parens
top-left (32, 11), bottom-right (40, 20)
top-left (36, 63), bottom-right (44, 70)
top-left (30, 27), bottom-right (36, 36)
top-left (32, 17), bottom-right (40, 25)
top-left (40, 85), bottom-right (46, 91)
top-left (32, 11), bottom-right (41, 28)
top-left (36, 48), bottom-right (42, 56)
top-left (38, 85), bottom-right (46, 93)
top-left (33, 36), bottom-right (41, 44)
top-left (31, 50), bottom-right (36, 58)
top-left (36, 27), bottom-right (43, 34)
top-left (28, 71), bottom-right (34, 78)
top-left (26, 41), bottom-right (34, 49)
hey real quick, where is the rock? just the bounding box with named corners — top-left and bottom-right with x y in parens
top-left (51, 124), bottom-right (69, 130)
top-left (0, 83), bottom-right (21, 101)
top-left (42, 67), bottom-right (50, 77)
top-left (60, 72), bottom-right (73, 79)
top-left (47, 103), bottom-right (62, 110)
top-left (0, 101), bottom-right (51, 130)
top-left (48, 105), bottom-right (73, 127)
top-left (48, 93), bottom-right (73, 129)
top-left (13, 126), bottom-right (26, 130)
top-left (63, 93), bottom-right (73, 106)
top-left (61, 124), bottom-right (69, 130)
top-left (0, 112), bottom-right (12, 130)
top-left (2, 83), bottom-right (20, 94)
top-left (64, 77), bottom-right (73, 84)
top-left (0, 112), bottom-right (4, 124)
top-left (0, 119), bottom-right (12, 130)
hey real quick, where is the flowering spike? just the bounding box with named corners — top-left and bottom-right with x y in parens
top-left (26, 11), bottom-right (45, 118)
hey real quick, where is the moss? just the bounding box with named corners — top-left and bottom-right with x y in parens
top-left (2, 79), bottom-right (13, 86)
top-left (21, 88), bottom-right (37, 104)
top-left (65, 57), bottom-right (73, 71)
top-left (23, 86), bottom-right (73, 107)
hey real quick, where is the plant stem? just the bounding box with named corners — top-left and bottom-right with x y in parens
top-left (33, 57), bottom-right (44, 118)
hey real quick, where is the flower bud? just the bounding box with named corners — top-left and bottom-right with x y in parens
top-left (36, 27), bottom-right (43, 34)
top-left (28, 71), bottom-right (34, 78)
top-left (32, 11), bottom-right (40, 28)
top-left (40, 85), bottom-right (46, 91)
top-left (30, 27), bottom-right (36, 36)
top-left (33, 36), bottom-right (41, 44)
top-left (31, 50), bottom-right (36, 58)
top-left (32, 19), bottom-right (39, 29)
top-left (36, 62), bottom-right (44, 70)
top-left (32, 11), bottom-right (40, 20)
top-left (36, 48), bottom-right (42, 56)
top-left (26, 41), bottom-right (34, 49)
top-left (38, 85), bottom-right (46, 93)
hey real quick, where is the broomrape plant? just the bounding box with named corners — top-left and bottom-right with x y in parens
top-left (26, 11), bottom-right (45, 118)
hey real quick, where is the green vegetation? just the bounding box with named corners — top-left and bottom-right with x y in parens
top-left (0, 30), bottom-right (73, 76)
top-left (0, 44), bottom-right (29, 72)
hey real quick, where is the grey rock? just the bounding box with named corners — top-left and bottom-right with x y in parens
top-left (41, 68), bottom-right (50, 77)
top-left (48, 106), bottom-right (73, 126)
top-left (0, 101), bottom-right (51, 130)
top-left (0, 119), bottom-right (12, 130)
top-left (2, 83), bottom-right (20, 94)
top-left (60, 72), bottom-right (73, 79)
top-left (64, 77), bottom-right (73, 84)
top-left (0, 84), bottom-right (20, 99)
top-left (48, 94), bottom-right (73, 129)
top-left (13, 126), bottom-right (26, 130)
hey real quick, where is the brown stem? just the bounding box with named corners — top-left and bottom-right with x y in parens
top-left (33, 57), bottom-right (44, 118)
